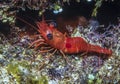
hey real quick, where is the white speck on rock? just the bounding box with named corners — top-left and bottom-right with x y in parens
top-left (88, 74), bottom-right (95, 80)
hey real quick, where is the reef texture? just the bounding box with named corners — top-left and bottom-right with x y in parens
top-left (0, 23), bottom-right (120, 84)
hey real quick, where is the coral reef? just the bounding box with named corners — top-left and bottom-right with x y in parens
top-left (0, 0), bottom-right (119, 83)
top-left (0, 21), bottom-right (120, 83)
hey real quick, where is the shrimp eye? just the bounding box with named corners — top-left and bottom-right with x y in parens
top-left (47, 33), bottom-right (53, 40)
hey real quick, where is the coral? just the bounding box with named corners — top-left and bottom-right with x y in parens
top-left (0, 2), bottom-right (120, 83)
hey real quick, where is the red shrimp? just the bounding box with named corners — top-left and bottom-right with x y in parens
top-left (17, 16), bottom-right (112, 60)
top-left (31, 20), bottom-right (112, 57)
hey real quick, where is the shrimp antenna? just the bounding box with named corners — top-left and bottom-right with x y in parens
top-left (42, 14), bottom-right (45, 22)
top-left (15, 16), bottom-right (38, 31)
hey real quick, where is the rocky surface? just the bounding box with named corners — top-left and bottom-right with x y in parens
top-left (0, 24), bottom-right (120, 84)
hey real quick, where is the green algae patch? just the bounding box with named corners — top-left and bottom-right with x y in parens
top-left (6, 61), bottom-right (30, 83)
top-left (26, 75), bottom-right (48, 84)
top-left (6, 61), bottom-right (48, 84)
top-left (6, 62), bottom-right (23, 84)
top-left (39, 76), bottom-right (48, 84)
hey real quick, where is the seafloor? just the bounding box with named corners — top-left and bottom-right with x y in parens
top-left (0, 24), bottom-right (120, 84)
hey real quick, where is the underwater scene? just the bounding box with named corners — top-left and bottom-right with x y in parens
top-left (0, 0), bottom-right (120, 84)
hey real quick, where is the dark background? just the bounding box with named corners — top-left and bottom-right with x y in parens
top-left (1, 0), bottom-right (120, 24)
top-left (43, 0), bottom-right (120, 32)
top-left (54, 0), bottom-right (120, 25)
top-left (0, 0), bottom-right (120, 34)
